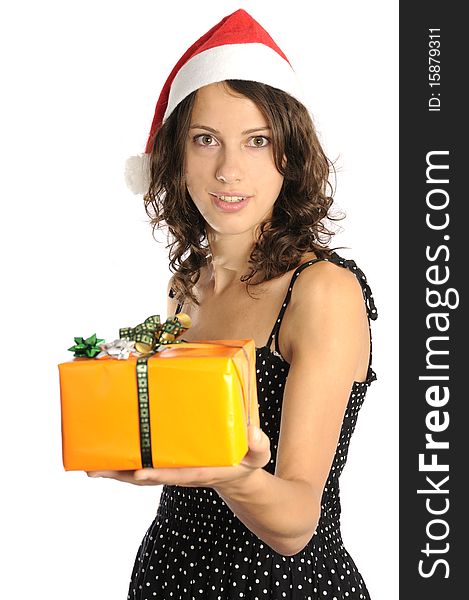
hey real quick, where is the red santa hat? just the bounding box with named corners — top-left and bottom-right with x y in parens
top-left (125, 8), bottom-right (305, 194)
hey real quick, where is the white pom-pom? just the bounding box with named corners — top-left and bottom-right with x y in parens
top-left (124, 153), bottom-right (151, 195)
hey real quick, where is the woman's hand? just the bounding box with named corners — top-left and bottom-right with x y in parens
top-left (86, 424), bottom-right (271, 489)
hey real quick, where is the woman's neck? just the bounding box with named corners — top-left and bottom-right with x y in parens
top-left (206, 228), bottom-right (257, 294)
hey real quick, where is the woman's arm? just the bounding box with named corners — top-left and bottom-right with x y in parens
top-left (214, 466), bottom-right (320, 556)
top-left (214, 262), bottom-right (369, 556)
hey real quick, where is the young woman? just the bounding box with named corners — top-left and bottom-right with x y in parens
top-left (88, 9), bottom-right (378, 599)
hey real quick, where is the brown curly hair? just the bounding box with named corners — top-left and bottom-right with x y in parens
top-left (143, 80), bottom-right (344, 305)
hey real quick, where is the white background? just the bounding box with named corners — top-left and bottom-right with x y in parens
top-left (0, 1), bottom-right (398, 598)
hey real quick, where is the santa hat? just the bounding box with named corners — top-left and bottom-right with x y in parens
top-left (125, 8), bottom-right (304, 194)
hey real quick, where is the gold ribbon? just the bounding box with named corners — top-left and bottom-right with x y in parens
top-left (119, 313), bottom-right (192, 354)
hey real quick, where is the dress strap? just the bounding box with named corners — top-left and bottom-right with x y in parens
top-left (327, 253), bottom-right (378, 384)
top-left (169, 286), bottom-right (184, 314)
top-left (327, 253), bottom-right (378, 321)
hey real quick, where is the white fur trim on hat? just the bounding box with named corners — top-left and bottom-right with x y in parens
top-left (164, 43), bottom-right (304, 123)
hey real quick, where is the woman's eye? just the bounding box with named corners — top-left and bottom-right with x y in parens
top-left (248, 136), bottom-right (270, 148)
top-left (194, 134), bottom-right (217, 146)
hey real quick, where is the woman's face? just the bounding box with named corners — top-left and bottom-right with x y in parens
top-left (184, 82), bottom-right (284, 237)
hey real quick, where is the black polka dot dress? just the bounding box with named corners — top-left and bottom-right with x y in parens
top-left (127, 253), bottom-right (378, 600)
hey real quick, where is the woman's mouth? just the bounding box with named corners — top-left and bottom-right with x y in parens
top-left (209, 193), bottom-right (252, 212)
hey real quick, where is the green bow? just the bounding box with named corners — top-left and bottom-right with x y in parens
top-left (68, 333), bottom-right (105, 358)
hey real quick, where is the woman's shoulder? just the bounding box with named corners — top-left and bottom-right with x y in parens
top-left (281, 253), bottom-right (370, 366)
top-left (290, 252), bottom-right (362, 301)
top-left (284, 252), bottom-right (368, 339)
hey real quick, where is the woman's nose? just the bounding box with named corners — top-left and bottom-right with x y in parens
top-left (215, 148), bottom-right (242, 183)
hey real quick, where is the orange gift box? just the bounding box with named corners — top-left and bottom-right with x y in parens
top-left (58, 339), bottom-right (259, 471)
